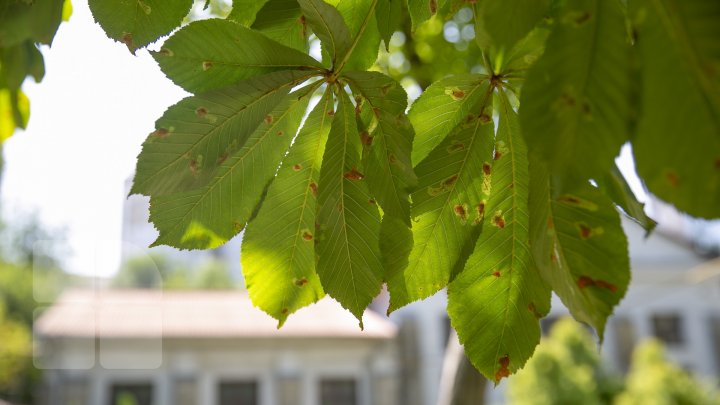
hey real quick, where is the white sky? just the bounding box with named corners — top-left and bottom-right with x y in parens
top-left (2, 0), bottom-right (188, 276)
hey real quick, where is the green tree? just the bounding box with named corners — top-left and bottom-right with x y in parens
top-left (10, 0), bottom-right (720, 381)
top-left (510, 319), bottom-right (720, 405)
top-left (114, 254), bottom-right (236, 290)
top-left (0, 302), bottom-right (31, 397)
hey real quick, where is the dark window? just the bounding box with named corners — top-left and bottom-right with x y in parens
top-left (320, 379), bottom-right (356, 405)
top-left (710, 316), bottom-right (720, 373)
top-left (111, 383), bottom-right (153, 405)
top-left (218, 381), bottom-right (258, 405)
top-left (652, 314), bottom-right (684, 344)
top-left (173, 377), bottom-right (197, 405)
top-left (612, 316), bottom-right (636, 373)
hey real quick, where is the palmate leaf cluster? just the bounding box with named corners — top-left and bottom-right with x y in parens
top-left (87, 0), bottom-right (720, 382)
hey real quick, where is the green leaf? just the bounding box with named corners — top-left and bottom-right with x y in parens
top-left (153, 19), bottom-right (324, 93)
top-left (252, 0), bottom-right (309, 52)
top-left (597, 163), bottom-right (656, 234)
top-left (297, 0), bottom-right (352, 66)
top-left (407, 0), bottom-right (440, 30)
top-left (528, 155), bottom-right (630, 340)
top-left (473, 0), bottom-right (549, 55)
top-left (344, 71), bottom-right (416, 223)
top-left (242, 90), bottom-right (334, 326)
top-left (630, 0), bottom-right (720, 219)
top-left (88, 0), bottom-right (193, 53)
top-left (387, 82), bottom-right (494, 311)
top-left (520, 0), bottom-right (632, 185)
top-left (448, 90), bottom-right (550, 384)
top-left (227, 0), bottom-right (270, 26)
top-left (146, 85), bottom-right (314, 249)
top-left (0, 0), bottom-right (65, 47)
top-left (315, 88), bottom-right (383, 324)
top-left (0, 41), bottom-right (45, 89)
top-left (333, 0), bottom-right (382, 71)
top-left (376, 0), bottom-right (402, 48)
top-left (408, 74), bottom-right (489, 165)
top-left (132, 70), bottom-right (312, 197)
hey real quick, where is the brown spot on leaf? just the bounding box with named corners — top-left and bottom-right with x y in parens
top-left (573, 11), bottom-right (591, 25)
top-left (715, 158), bottom-right (720, 170)
top-left (153, 128), bottom-right (169, 138)
top-left (666, 170), bottom-right (680, 187)
top-left (429, 0), bottom-right (437, 14)
top-left (264, 115), bottom-right (273, 124)
top-left (372, 107), bottom-right (381, 118)
top-left (479, 113), bottom-right (491, 124)
top-left (528, 303), bottom-right (541, 318)
top-left (344, 168), bottom-right (364, 181)
top-left (495, 355), bottom-right (511, 382)
top-left (202, 61), bottom-right (213, 71)
top-left (301, 230), bottom-right (313, 241)
top-left (159, 47), bottom-right (173, 56)
top-left (474, 201), bottom-right (486, 223)
top-left (483, 162), bottom-right (492, 175)
top-left (577, 222), bottom-right (593, 239)
top-left (281, 308), bottom-right (289, 315)
top-left (577, 275), bottom-right (594, 289)
top-left (388, 154), bottom-right (398, 164)
top-left (196, 107), bottom-right (208, 118)
top-left (327, 109), bottom-right (335, 116)
top-left (277, 131), bottom-right (284, 137)
top-left (368, 199), bottom-right (376, 205)
top-left (189, 159), bottom-right (200, 176)
top-left (299, 15), bottom-right (307, 37)
top-left (492, 211), bottom-right (506, 229)
top-left (217, 152), bottom-right (228, 164)
top-left (294, 277), bottom-right (308, 287)
top-left (293, 164), bottom-right (302, 171)
top-left (494, 150), bottom-right (503, 160)
top-left (453, 204), bottom-right (468, 221)
top-left (309, 182), bottom-right (318, 197)
top-left (492, 270), bottom-right (501, 278)
top-left (360, 131), bottom-right (373, 145)
top-left (447, 141), bottom-right (465, 153)
top-left (121, 32), bottom-right (135, 53)
top-left (381, 84), bottom-right (393, 95)
top-left (577, 276), bottom-right (618, 293)
top-left (442, 174), bottom-right (459, 188)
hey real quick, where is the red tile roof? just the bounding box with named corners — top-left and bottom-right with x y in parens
top-left (34, 289), bottom-right (396, 339)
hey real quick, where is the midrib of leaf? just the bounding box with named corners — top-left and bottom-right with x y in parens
top-left (652, 0), bottom-right (720, 117)
top-left (153, 83), bottom-right (319, 240)
top-left (494, 90), bottom-right (527, 367)
top-left (279, 90), bottom-right (333, 314)
top-left (135, 74), bottom-right (313, 195)
top-left (334, 0), bottom-right (378, 74)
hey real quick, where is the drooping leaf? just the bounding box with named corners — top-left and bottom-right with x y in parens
top-left (153, 19), bottom-right (324, 93)
top-left (146, 85), bottom-right (314, 249)
top-left (344, 71), bottom-right (416, 223)
top-left (315, 88), bottom-right (383, 324)
top-left (332, 0), bottom-right (382, 71)
top-left (297, 0), bottom-right (352, 66)
top-left (448, 90), bottom-right (550, 384)
top-left (528, 155), bottom-right (630, 340)
top-left (242, 90), bottom-right (333, 326)
top-left (252, 0), bottom-right (309, 52)
top-left (520, 0), bottom-right (632, 186)
top-left (88, 0), bottom-right (193, 53)
top-left (474, 0), bottom-right (549, 55)
top-left (408, 74), bottom-right (489, 165)
top-left (387, 81), bottom-right (494, 311)
top-left (597, 163), bottom-right (656, 234)
top-left (0, 0), bottom-right (65, 47)
top-left (227, 0), bottom-right (270, 26)
top-left (630, 0), bottom-right (720, 219)
top-left (376, 0), bottom-right (402, 48)
top-left (132, 70), bottom-right (313, 197)
top-left (0, 41), bottom-right (45, 89)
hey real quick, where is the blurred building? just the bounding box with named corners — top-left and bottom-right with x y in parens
top-left (34, 290), bottom-right (398, 405)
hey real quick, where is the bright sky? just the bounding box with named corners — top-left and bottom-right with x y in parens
top-left (2, 0), bottom-right (188, 276)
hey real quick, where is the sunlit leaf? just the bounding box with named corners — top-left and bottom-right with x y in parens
top-left (153, 19), bottom-right (324, 93)
top-left (297, 0), bottom-right (352, 67)
top-left (448, 90), bottom-right (550, 383)
top-left (315, 88), bottom-right (383, 324)
top-left (242, 90), bottom-right (333, 326)
top-left (89, 0), bottom-right (193, 53)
